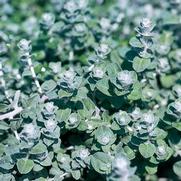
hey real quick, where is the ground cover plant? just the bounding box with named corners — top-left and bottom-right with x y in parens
top-left (0, 0), bottom-right (181, 180)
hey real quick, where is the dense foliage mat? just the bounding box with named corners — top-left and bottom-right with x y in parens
top-left (0, 0), bottom-right (181, 180)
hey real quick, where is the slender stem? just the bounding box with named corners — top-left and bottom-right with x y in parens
top-left (0, 90), bottom-right (23, 121)
top-left (14, 130), bottom-right (20, 140)
top-left (48, 173), bottom-right (69, 181)
top-left (60, 173), bottom-right (68, 178)
top-left (65, 146), bottom-right (74, 151)
top-left (18, 40), bottom-right (43, 95)
top-left (27, 57), bottom-right (42, 94)
top-left (0, 106), bottom-right (23, 120)
top-left (12, 90), bottom-right (21, 108)
top-left (0, 62), bottom-right (12, 103)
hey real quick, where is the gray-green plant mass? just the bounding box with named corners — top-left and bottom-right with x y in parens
top-left (0, 0), bottom-right (181, 180)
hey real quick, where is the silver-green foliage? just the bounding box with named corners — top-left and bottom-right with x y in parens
top-left (0, 0), bottom-right (181, 181)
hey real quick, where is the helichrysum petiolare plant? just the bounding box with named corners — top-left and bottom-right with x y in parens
top-left (0, 0), bottom-right (181, 181)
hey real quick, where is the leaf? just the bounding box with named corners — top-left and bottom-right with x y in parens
top-left (106, 63), bottom-right (118, 77)
top-left (139, 143), bottom-right (156, 158)
top-left (78, 98), bottom-right (95, 118)
top-left (39, 152), bottom-right (53, 166)
top-left (58, 89), bottom-right (73, 98)
top-left (81, 98), bottom-right (95, 112)
top-left (33, 163), bottom-right (43, 172)
top-left (110, 50), bottom-right (123, 65)
top-left (30, 142), bottom-right (47, 155)
top-left (128, 82), bottom-right (142, 100)
top-left (41, 80), bottom-right (57, 91)
top-left (124, 146), bottom-right (135, 160)
top-left (71, 170), bottom-right (81, 180)
top-left (162, 12), bottom-right (181, 25)
top-left (94, 126), bottom-right (116, 145)
top-left (75, 87), bottom-right (88, 100)
top-left (173, 161), bottom-right (181, 177)
top-left (172, 122), bottom-right (181, 131)
top-left (160, 74), bottom-right (176, 88)
top-left (0, 104), bottom-right (10, 113)
top-left (90, 152), bottom-right (112, 174)
top-left (22, 69), bottom-right (32, 77)
top-left (133, 57), bottom-right (151, 72)
top-left (152, 128), bottom-right (167, 140)
top-left (0, 122), bottom-right (9, 130)
top-left (0, 174), bottom-right (15, 181)
top-left (49, 166), bottom-right (63, 176)
top-left (33, 50), bottom-right (46, 60)
top-left (0, 144), bottom-right (5, 156)
top-left (0, 155), bottom-right (14, 170)
top-left (155, 31), bottom-right (173, 55)
top-left (145, 164), bottom-right (157, 174)
top-left (56, 108), bottom-right (71, 123)
top-left (96, 78), bottom-right (111, 96)
top-left (17, 158), bottom-right (34, 174)
top-left (129, 37), bottom-right (143, 48)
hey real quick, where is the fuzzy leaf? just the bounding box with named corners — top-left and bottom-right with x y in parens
top-left (17, 158), bottom-right (34, 174)
top-left (173, 161), bottom-right (181, 177)
top-left (133, 57), bottom-right (151, 72)
top-left (139, 143), bottom-right (156, 158)
top-left (90, 152), bottom-right (112, 174)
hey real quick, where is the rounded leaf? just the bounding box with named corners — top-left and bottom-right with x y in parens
top-left (17, 158), bottom-right (34, 174)
top-left (139, 143), bottom-right (156, 158)
top-left (173, 161), bottom-right (181, 177)
top-left (133, 57), bottom-right (151, 72)
top-left (90, 152), bottom-right (112, 174)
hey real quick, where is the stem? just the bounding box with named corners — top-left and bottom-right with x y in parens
top-left (65, 146), bottom-right (74, 151)
top-left (69, 51), bottom-right (74, 61)
top-left (0, 62), bottom-right (12, 103)
top-left (127, 126), bottom-right (133, 132)
top-left (0, 90), bottom-right (23, 121)
top-left (12, 90), bottom-right (21, 108)
top-left (0, 106), bottom-right (23, 120)
top-left (27, 57), bottom-right (42, 94)
top-left (48, 173), bottom-right (69, 181)
top-left (14, 130), bottom-right (20, 140)
top-left (60, 173), bottom-right (68, 178)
